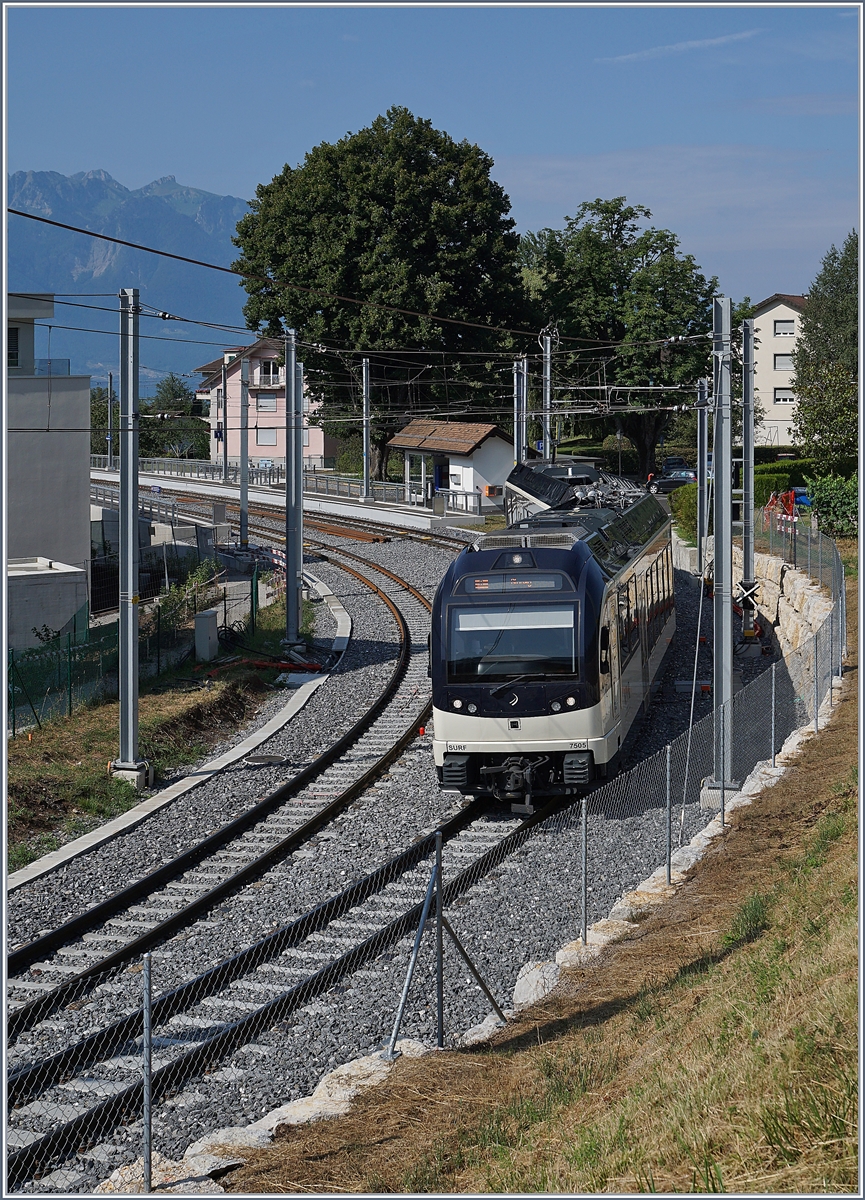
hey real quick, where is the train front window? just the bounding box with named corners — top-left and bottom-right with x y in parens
top-left (447, 604), bottom-right (578, 683)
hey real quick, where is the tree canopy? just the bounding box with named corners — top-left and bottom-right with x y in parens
top-left (792, 231), bottom-right (858, 475)
top-left (232, 107), bottom-right (528, 476)
top-left (520, 198), bottom-right (721, 474)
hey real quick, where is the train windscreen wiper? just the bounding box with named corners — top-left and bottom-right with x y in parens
top-left (489, 673), bottom-right (548, 696)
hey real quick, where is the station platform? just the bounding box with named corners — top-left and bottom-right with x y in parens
top-left (91, 469), bottom-right (482, 534)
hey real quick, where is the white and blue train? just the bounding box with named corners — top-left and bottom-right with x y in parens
top-left (431, 460), bottom-right (675, 811)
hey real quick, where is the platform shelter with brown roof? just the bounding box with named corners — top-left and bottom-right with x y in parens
top-left (387, 420), bottom-right (515, 510)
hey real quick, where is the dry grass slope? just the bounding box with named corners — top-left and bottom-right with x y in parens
top-left (227, 574), bottom-right (857, 1195)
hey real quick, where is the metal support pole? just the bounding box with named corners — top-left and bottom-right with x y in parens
top-left (382, 862), bottom-right (439, 1061)
top-left (665, 743), bottom-right (671, 885)
top-left (156, 606), bottom-right (161, 676)
top-left (116, 288), bottom-right (141, 771)
top-left (222, 363), bottom-right (229, 483)
top-left (720, 704), bottom-right (726, 827)
top-left (771, 661), bottom-right (776, 767)
top-left (284, 330), bottom-right (299, 643)
top-left (362, 357), bottom-right (371, 499)
top-left (239, 358), bottom-right (249, 550)
top-left (142, 951), bottom-right (152, 1194)
top-left (813, 633), bottom-right (819, 732)
top-left (67, 633), bottom-right (73, 717)
top-left (520, 357), bottom-right (528, 464)
top-left (581, 795), bottom-right (588, 944)
top-left (829, 603), bottom-right (834, 706)
top-left (9, 648), bottom-right (15, 739)
top-left (696, 379), bottom-right (708, 575)
top-left (741, 320), bottom-right (756, 635)
top-left (107, 371), bottom-right (114, 470)
top-left (513, 359), bottom-right (521, 465)
top-left (542, 334), bottom-right (552, 459)
top-left (435, 831), bottom-right (444, 1049)
top-left (251, 564), bottom-right (258, 635)
top-left (293, 360), bottom-right (305, 631)
top-left (441, 916), bottom-right (506, 1022)
top-left (713, 297), bottom-right (733, 789)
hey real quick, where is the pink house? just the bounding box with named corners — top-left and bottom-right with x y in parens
top-left (195, 338), bottom-right (338, 469)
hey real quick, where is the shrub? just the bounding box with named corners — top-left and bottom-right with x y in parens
top-left (807, 474), bottom-right (858, 537)
top-left (668, 483), bottom-right (709, 543)
top-left (754, 473), bottom-right (791, 507)
top-left (601, 435), bottom-right (640, 475)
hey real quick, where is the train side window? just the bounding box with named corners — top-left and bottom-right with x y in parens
top-left (599, 624), bottom-right (611, 673)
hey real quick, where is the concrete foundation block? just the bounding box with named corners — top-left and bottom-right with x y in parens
top-left (110, 764), bottom-right (151, 791)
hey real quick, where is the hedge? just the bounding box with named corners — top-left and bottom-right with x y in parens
top-left (754, 473), bottom-right (791, 507)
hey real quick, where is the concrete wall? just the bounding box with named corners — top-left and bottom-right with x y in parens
top-left (8, 294), bottom-right (53, 376)
top-left (7, 374), bottom-right (92, 571)
top-left (7, 558), bottom-right (89, 649)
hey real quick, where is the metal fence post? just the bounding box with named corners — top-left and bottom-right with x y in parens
top-left (829, 603), bottom-right (834, 707)
top-left (67, 633), bottom-right (73, 718)
top-left (143, 951), bottom-right (152, 1193)
top-left (813, 633), bottom-right (819, 732)
top-left (156, 607), bottom-right (161, 677)
top-left (771, 662), bottom-right (776, 767)
top-left (581, 795), bottom-right (588, 944)
top-left (666, 743), bottom-right (672, 885)
top-left (435, 831), bottom-right (444, 1049)
top-left (382, 861), bottom-right (438, 1061)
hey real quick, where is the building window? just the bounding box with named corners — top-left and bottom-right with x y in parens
top-left (259, 360), bottom-right (280, 385)
top-left (774, 388), bottom-right (796, 404)
top-left (256, 427), bottom-right (277, 446)
top-left (774, 353), bottom-right (794, 371)
top-left (256, 392), bottom-right (277, 412)
top-left (8, 325), bottom-right (19, 368)
top-left (216, 387), bottom-right (223, 413)
top-left (774, 319), bottom-right (795, 337)
top-left (302, 429), bottom-right (309, 447)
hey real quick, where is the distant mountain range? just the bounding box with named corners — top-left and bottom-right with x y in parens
top-left (8, 169), bottom-right (252, 386)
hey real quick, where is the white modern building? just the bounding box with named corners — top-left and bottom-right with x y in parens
top-left (752, 293), bottom-right (806, 447)
top-left (7, 294), bottom-right (92, 642)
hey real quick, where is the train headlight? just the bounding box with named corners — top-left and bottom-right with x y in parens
top-left (467, 702), bottom-right (478, 714)
top-left (452, 698), bottom-right (463, 709)
top-left (550, 700), bottom-right (562, 713)
top-left (566, 696), bottom-right (576, 707)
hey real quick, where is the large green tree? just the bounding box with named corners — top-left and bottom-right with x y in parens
top-left (521, 198), bottom-right (722, 475)
top-left (791, 231), bottom-right (858, 475)
top-left (232, 107), bottom-right (528, 477)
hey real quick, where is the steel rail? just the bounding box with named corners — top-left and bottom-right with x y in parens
top-left (7, 796), bottom-right (558, 1188)
top-left (8, 563), bottom-right (429, 1035)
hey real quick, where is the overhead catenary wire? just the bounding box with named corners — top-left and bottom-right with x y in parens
top-left (8, 211), bottom-right (714, 350)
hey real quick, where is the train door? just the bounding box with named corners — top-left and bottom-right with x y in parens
top-left (600, 593), bottom-right (620, 724)
top-left (637, 570), bottom-right (651, 705)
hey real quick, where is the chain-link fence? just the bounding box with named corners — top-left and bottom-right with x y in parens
top-left (7, 568), bottom-right (232, 736)
top-left (5, 534), bottom-right (846, 1191)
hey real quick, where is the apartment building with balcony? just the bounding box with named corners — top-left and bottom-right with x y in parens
top-left (195, 338), bottom-right (338, 470)
top-left (752, 293), bottom-right (807, 447)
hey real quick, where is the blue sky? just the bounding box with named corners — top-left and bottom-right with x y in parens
top-left (6, 3), bottom-right (861, 307)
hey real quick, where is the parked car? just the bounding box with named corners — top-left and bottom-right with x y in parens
top-left (661, 455), bottom-right (689, 472)
top-left (647, 469), bottom-right (698, 495)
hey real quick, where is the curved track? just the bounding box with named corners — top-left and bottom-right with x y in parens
top-left (7, 554), bottom-right (431, 1037)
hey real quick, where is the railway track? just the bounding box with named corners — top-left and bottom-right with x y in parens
top-left (6, 787), bottom-right (558, 1188)
top-left (6, 551), bottom-right (432, 1032)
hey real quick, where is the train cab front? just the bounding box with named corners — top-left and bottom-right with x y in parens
top-left (431, 543), bottom-right (609, 812)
